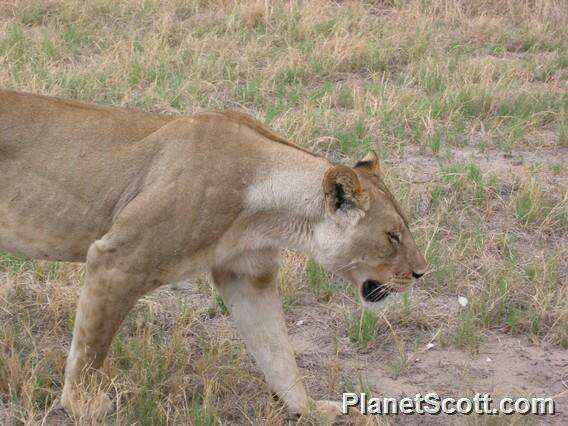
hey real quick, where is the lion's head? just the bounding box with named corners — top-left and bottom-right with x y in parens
top-left (313, 151), bottom-right (427, 307)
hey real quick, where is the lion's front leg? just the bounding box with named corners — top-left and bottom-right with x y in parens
top-left (212, 267), bottom-right (311, 415)
top-left (61, 239), bottom-right (159, 419)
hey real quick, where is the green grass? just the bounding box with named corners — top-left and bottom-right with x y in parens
top-left (513, 177), bottom-right (568, 231)
top-left (0, 251), bottom-right (37, 272)
top-left (441, 162), bottom-right (491, 204)
top-left (451, 309), bottom-right (482, 353)
top-left (348, 309), bottom-right (379, 347)
top-left (306, 258), bottom-right (334, 301)
top-left (212, 292), bottom-right (229, 316)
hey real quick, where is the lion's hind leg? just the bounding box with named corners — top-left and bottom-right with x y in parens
top-left (61, 238), bottom-right (161, 419)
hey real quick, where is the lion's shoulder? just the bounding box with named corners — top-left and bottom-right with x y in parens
top-left (190, 110), bottom-right (316, 156)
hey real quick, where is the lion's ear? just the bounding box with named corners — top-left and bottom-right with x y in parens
top-left (323, 165), bottom-right (370, 215)
top-left (354, 150), bottom-right (380, 175)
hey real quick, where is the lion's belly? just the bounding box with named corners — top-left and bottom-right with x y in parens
top-left (0, 175), bottom-right (110, 262)
top-left (0, 202), bottom-right (99, 262)
top-left (0, 223), bottom-right (88, 262)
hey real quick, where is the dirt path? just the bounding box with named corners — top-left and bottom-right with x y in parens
top-left (286, 294), bottom-right (568, 424)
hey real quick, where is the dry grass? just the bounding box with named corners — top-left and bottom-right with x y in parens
top-left (1, 0), bottom-right (567, 424)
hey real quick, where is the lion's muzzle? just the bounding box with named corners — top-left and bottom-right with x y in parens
top-left (361, 280), bottom-right (390, 302)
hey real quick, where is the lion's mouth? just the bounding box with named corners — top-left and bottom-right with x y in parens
top-left (361, 280), bottom-right (390, 302)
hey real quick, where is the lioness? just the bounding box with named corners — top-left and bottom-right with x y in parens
top-left (0, 90), bottom-right (426, 419)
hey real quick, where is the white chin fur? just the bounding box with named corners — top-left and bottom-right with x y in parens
top-left (361, 291), bottom-right (404, 311)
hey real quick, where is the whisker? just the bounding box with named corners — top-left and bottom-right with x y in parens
top-left (335, 259), bottom-right (361, 273)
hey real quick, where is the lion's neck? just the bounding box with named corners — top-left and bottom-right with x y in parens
top-left (244, 153), bottom-right (330, 253)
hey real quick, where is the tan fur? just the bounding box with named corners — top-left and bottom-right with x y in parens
top-left (0, 90), bottom-right (426, 418)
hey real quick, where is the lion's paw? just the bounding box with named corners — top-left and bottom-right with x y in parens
top-left (315, 399), bottom-right (342, 417)
top-left (60, 389), bottom-right (114, 420)
top-left (311, 400), bottom-right (364, 424)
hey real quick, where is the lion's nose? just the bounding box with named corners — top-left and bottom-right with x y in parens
top-left (412, 271), bottom-right (424, 279)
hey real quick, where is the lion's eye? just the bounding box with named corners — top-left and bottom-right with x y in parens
top-left (387, 232), bottom-right (401, 244)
